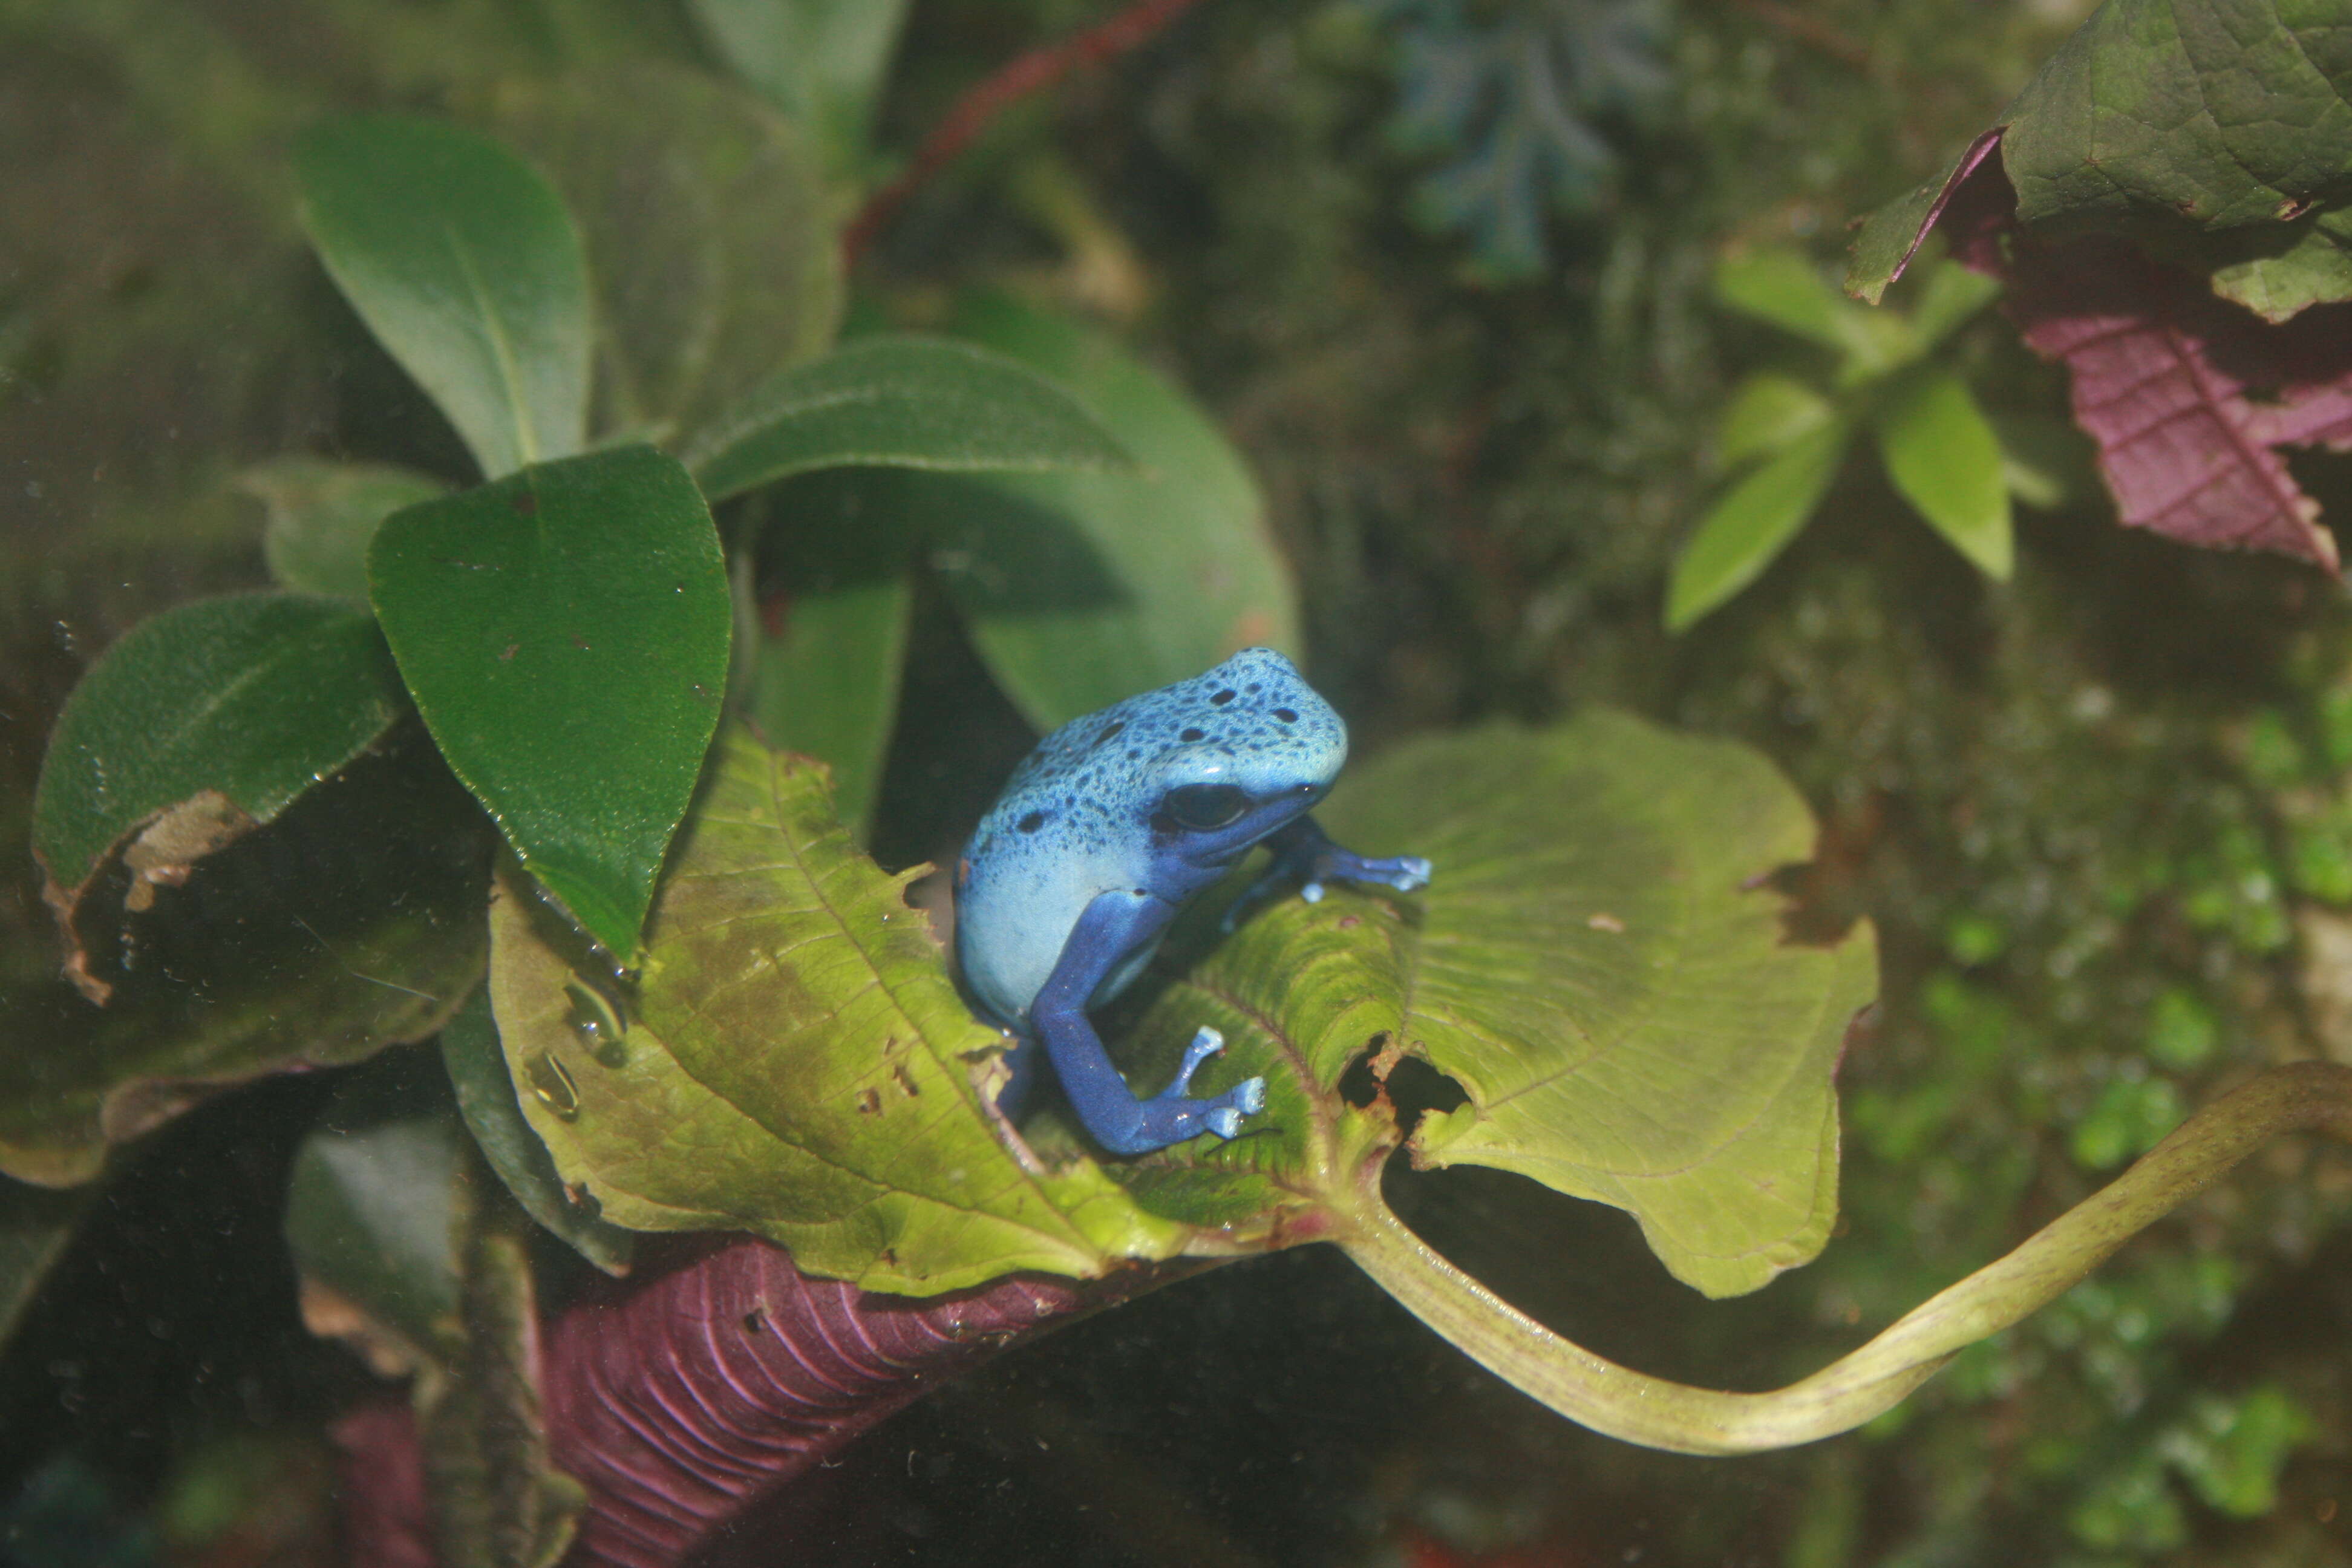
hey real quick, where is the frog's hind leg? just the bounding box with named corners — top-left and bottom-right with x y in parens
top-left (1033, 889), bottom-right (1267, 1155)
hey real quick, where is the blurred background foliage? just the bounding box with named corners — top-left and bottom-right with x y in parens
top-left (10, 0), bottom-right (2352, 1564)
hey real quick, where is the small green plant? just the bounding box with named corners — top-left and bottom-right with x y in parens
top-left (1666, 246), bottom-right (2024, 631)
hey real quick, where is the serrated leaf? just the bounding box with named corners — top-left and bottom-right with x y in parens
top-left (487, 730), bottom-right (1193, 1294)
top-left (368, 445), bottom-right (732, 958)
top-left (1873, 371), bottom-right (2014, 579)
top-left (1, 734), bottom-right (491, 1187)
top-left (295, 115), bottom-right (591, 479)
top-left (1718, 373), bottom-right (1835, 470)
top-left (1665, 421), bottom-right (1849, 632)
top-left (240, 457), bottom-right (451, 600)
top-left (33, 592), bottom-right (408, 911)
top-left (688, 335), bottom-right (1135, 502)
top-left (484, 64), bottom-right (842, 443)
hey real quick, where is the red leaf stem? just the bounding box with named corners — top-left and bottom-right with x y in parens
top-left (841, 0), bottom-right (1211, 264)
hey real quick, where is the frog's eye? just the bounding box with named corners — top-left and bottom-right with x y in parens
top-left (1163, 783), bottom-right (1249, 831)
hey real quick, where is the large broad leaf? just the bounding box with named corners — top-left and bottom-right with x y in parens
top-left (1110, 714), bottom-right (1875, 1299)
top-left (0, 734), bottom-right (491, 1188)
top-left (241, 458), bottom-right (451, 601)
top-left (687, 335), bottom-right (1136, 503)
top-left (485, 65), bottom-right (842, 445)
top-left (1851, 1), bottom-right (2352, 306)
top-left (494, 715), bottom-right (1870, 1302)
top-left (32, 592), bottom-right (408, 949)
top-left (486, 730), bottom-right (1192, 1294)
top-left (933, 293), bottom-right (1301, 730)
top-left (295, 115), bottom-right (591, 479)
top-left (1324, 718), bottom-right (1875, 1296)
top-left (685, 0), bottom-right (910, 175)
top-left (368, 445), bottom-right (733, 959)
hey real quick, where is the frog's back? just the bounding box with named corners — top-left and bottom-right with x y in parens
top-left (954, 648), bottom-right (1344, 1025)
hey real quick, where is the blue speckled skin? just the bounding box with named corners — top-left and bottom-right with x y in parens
top-left (955, 648), bottom-right (1432, 1155)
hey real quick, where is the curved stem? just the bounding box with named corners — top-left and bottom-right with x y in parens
top-left (1341, 1060), bottom-right (2352, 1455)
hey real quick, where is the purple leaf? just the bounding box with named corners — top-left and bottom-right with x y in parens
top-left (1851, 132), bottom-right (2352, 571)
top-left (333, 1236), bottom-right (1173, 1565)
top-left (2002, 234), bottom-right (2352, 569)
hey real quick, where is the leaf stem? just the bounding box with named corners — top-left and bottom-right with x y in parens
top-left (1341, 1060), bottom-right (2352, 1454)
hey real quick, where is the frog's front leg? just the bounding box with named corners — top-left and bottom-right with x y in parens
top-left (1223, 813), bottom-right (1434, 932)
top-left (1033, 889), bottom-right (1267, 1155)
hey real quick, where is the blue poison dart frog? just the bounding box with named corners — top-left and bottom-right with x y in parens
top-left (954, 648), bottom-right (1433, 1155)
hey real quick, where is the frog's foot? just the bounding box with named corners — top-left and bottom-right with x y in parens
top-left (1103, 1028), bottom-right (1266, 1149)
top-left (1318, 851), bottom-right (1433, 897)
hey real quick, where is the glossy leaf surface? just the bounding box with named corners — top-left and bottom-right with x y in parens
top-left (368, 445), bottom-right (731, 958)
top-left (488, 731), bottom-right (1192, 1294)
top-left (33, 592), bottom-right (407, 904)
top-left (1666, 422), bottom-right (1849, 632)
top-left (242, 457), bottom-right (450, 600)
top-left (295, 115), bottom-right (591, 479)
top-left (688, 335), bottom-right (1135, 502)
top-left (1874, 371), bottom-right (2014, 578)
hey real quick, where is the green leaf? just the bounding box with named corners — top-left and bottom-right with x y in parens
top-left (1716, 249), bottom-right (1907, 371)
top-left (1717, 373), bottom-right (1835, 471)
top-left (485, 65), bottom-right (842, 443)
top-left (286, 1073), bottom-right (470, 1364)
top-left (33, 592), bottom-right (408, 907)
top-left (748, 568), bottom-right (913, 844)
top-left (0, 734), bottom-right (491, 1187)
top-left (1665, 421), bottom-right (1850, 632)
top-left (294, 115), bottom-right (591, 479)
top-left (2003, 0), bottom-right (2352, 233)
top-left (368, 445), bottom-right (732, 958)
top-left (440, 988), bottom-right (634, 1278)
top-left (932, 293), bottom-right (1301, 729)
top-left (486, 730), bottom-right (1193, 1293)
top-left (240, 457), bottom-right (449, 600)
top-left (687, 0), bottom-right (910, 174)
top-left (2207, 211), bottom-right (2352, 323)
top-left (1320, 717), bottom-right (1877, 1298)
top-left (688, 335), bottom-right (1137, 502)
top-left (1872, 371), bottom-right (2014, 579)
top-left (2164, 1385), bottom-right (2316, 1518)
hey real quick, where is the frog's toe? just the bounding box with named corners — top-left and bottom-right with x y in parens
top-left (1382, 856), bottom-right (1433, 892)
top-left (1162, 1026), bottom-right (1226, 1097)
top-left (1206, 1105), bottom-right (1244, 1139)
top-left (1233, 1075), bottom-right (1267, 1116)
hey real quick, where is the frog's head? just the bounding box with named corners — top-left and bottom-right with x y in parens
top-left (1138, 648), bottom-right (1347, 866)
